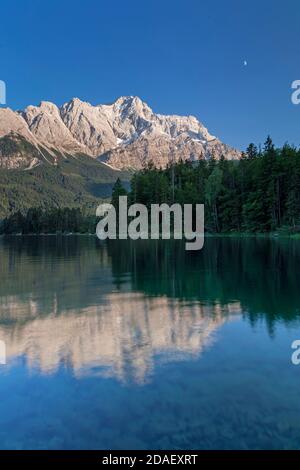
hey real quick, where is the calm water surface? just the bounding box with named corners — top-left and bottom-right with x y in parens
top-left (0, 236), bottom-right (299, 449)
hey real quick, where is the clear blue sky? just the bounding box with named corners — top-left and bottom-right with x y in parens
top-left (1, 0), bottom-right (300, 150)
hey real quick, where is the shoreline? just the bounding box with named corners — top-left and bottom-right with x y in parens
top-left (1, 232), bottom-right (299, 240)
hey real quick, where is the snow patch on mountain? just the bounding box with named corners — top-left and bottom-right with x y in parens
top-left (0, 96), bottom-right (240, 169)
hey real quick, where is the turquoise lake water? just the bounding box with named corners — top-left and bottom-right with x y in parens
top-left (0, 236), bottom-right (299, 449)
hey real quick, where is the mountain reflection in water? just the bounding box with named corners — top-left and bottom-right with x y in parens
top-left (0, 236), bottom-right (299, 384)
top-left (1, 236), bottom-right (300, 450)
top-left (0, 291), bottom-right (240, 382)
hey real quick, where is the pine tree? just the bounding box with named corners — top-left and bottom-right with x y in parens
top-left (246, 143), bottom-right (258, 160)
top-left (111, 178), bottom-right (128, 208)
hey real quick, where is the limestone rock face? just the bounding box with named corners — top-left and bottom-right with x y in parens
top-left (0, 96), bottom-right (240, 169)
top-left (22, 101), bottom-right (85, 154)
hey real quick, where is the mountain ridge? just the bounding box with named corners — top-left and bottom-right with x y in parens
top-left (0, 96), bottom-right (240, 170)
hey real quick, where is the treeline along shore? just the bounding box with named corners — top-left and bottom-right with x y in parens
top-left (1, 137), bottom-right (300, 236)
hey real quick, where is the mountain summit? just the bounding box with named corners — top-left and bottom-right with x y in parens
top-left (0, 96), bottom-right (240, 170)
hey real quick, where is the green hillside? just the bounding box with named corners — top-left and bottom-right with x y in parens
top-left (0, 153), bottom-right (130, 219)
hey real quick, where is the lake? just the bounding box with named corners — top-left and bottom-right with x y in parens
top-left (0, 236), bottom-right (299, 449)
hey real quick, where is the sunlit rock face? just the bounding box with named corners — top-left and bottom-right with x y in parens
top-left (0, 292), bottom-right (241, 383)
top-left (0, 96), bottom-right (240, 169)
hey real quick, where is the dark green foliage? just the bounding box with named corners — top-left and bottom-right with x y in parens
top-left (1, 137), bottom-right (300, 234)
top-left (0, 153), bottom-right (129, 219)
top-left (0, 207), bottom-right (97, 234)
top-left (127, 139), bottom-right (300, 233)
top-left (111, 178), bottom-right (128, 205)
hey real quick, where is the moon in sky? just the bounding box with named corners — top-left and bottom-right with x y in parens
top-left (243, 60), bottom-right (248, 66)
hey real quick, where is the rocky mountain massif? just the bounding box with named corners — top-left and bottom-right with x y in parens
top-left (0, 96), bottom-right (240, 170)
top-left (0, 96), bottom-right (240, 218)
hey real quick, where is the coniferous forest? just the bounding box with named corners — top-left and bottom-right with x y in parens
top-left (126, 137), bottom-right (300, 234)
top-left (1, 137), bottom-right (300, 235)
top-left (0, 208), bottom-right (97, 235)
